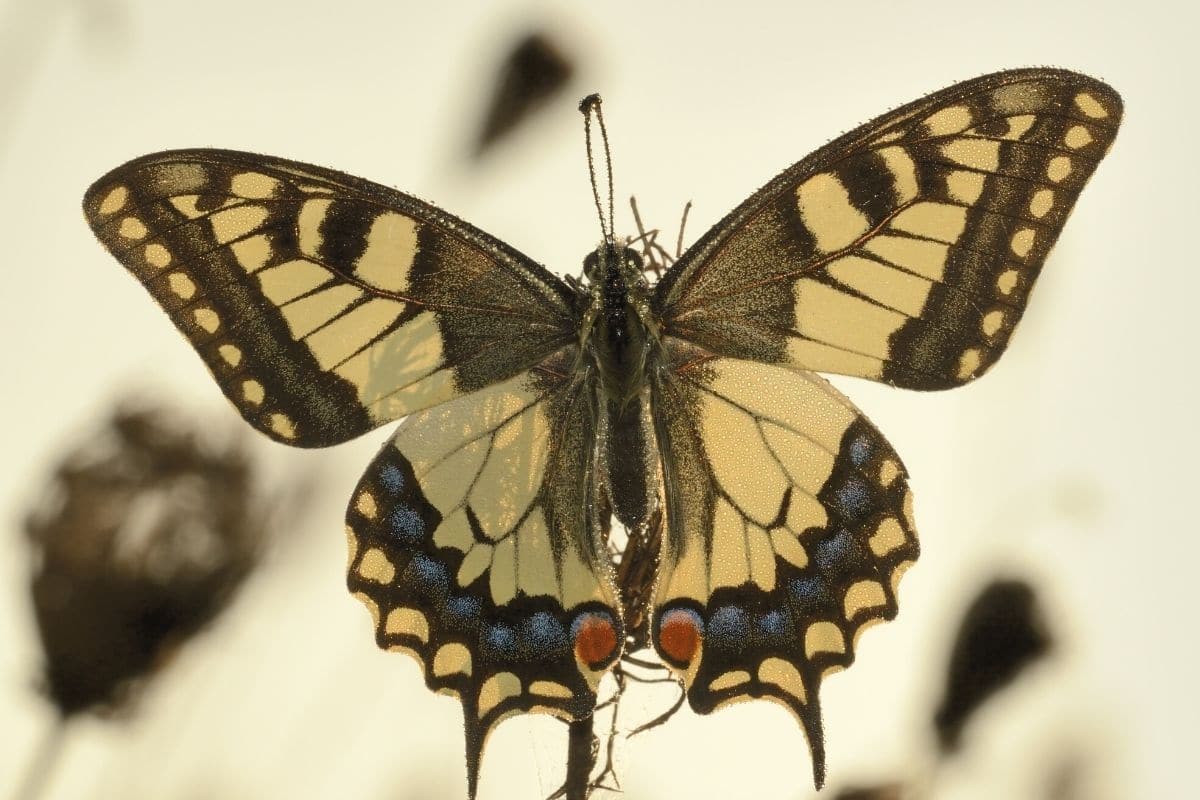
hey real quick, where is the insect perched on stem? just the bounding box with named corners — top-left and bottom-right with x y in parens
top-left (84, 69), bottom-right (1121, 798)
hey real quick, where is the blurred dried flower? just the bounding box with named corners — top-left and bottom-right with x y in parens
top-left (24, 404), bottom-right (270, 718)
top-left (472, 30), bottom-right (575, 158)
top-left (933, 579), bottom-right (1052, 751)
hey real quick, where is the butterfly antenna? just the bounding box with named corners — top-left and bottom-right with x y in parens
top-left (675, 200), bottom-right (693, 259)
top-left (580, 93), bottom-right (615, 245)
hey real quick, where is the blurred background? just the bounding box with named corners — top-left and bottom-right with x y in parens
top-left (1, 1), bottom-right (1195, 798)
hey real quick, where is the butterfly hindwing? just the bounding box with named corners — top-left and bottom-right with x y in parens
top-left (654, 68), bottom-right (1122, 389)
top-left (344, 350), bottom-right (623, 796)
top-left (83, 149), bottom-right (577, 447)
top-left (650, 347), bottom-right (918, 784)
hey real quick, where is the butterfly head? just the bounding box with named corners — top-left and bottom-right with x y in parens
top-left (581, 242), bottom-right (646, 291)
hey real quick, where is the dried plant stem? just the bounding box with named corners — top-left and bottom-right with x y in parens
top-left (11, 716), bottom-right (69, 800)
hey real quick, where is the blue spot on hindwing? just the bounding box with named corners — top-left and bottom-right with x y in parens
top-left (379, 463), bottom-right (405, 494)
top-left (482, 623), bottom-right (517, 660)
top-left (815, 529), bottom-right (855, 572)
top-left (521, 611), bottom-right (569, 654)
top-left (444, 594), bottom-right (482, 627)
top-left (388, 506), bottom-right (425, 545)
top-left (788, 574), bottom-right (833, 614)
top-left (402, 554), bottom-right (449, 601)
top-left (758, 609), bottom-right (791, 639)
top-left (707, 606), bottom-right (750, 649)
top-left (835, 476), bottom-right (873, 520)
top-left (848, 433), bottom-right (873, 467)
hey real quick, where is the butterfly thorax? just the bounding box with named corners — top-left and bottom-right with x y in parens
top-left (582, 243), bottom-right (656, 407)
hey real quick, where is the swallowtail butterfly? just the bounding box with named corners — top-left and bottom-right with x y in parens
top-left (83, 68), bottom-right (1121, 797)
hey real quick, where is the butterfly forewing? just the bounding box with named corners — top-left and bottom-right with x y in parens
top-left (84, 149), bottom-right (577, 447)
top-left (650, 349), bottom-right (918, 785)
top-left (654, 68), bottom-right (1122, 389)
top-left (345, 351), bottom-right (623, 796)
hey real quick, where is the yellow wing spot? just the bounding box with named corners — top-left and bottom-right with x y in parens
top-left (355, 491), bottom-right (377, 520)
top-left (769, 528), bottom-right (809, 569)
top-left (746, 524), bottom-right (777, 591)
top-left (879, 459), bottom-right (900, 487)
top-left (758, 657), bottom-right (806, 703)
top-left (794, 278), bottom-right (907, 360)
top-left (457, 542), bottom-right (493, 587)
top-left (982, 309), bottom-right (1005, 337)
top-left (355, 212), bottom-right (420, 292)
top-left (97, 185), bottom-right (128, 215)
top-left (999, 114), bottom-right (1035, 140)
top-left (298, 198), bottom-right (333, 256)
top-left (1074, 92), bottom-right (1108, 118)
top-left (489, 536), bottom-right (517, 606)
top-left (709, 500), bottom-right (751, 591)
top-left (432, 508), bottom-right (474, 553)
top-left (997, 268), bottom-right (1020, 296)
top-left (1047, 156), bottom-right (1072, 183)
top-left (1064, 125), bottom-right (1093, 149)
top-left (433, 643), bottom-right (473, 677)
top-left (167, 272), bottom-right (196, 300)
top-left (357, 547), bottom-right (396, 584)
top-left (231, 171), bottom-right (281, 199)
top-left (385, 607), bottom-right (430, 643)
top-left (877, 146), bottom-right (918, 202)
top-left (169, 195), bottom-right (205, 218)
top-left (351, 591), bottom-right (380, 626)
top-left (193, 308), bottom-right (220, 333)
top-left (923, 105), bottom-right (972, 136)
top-left (902, 489), bottom-right (916, 530)
top-left (231, 235), bottom-right (273, 272)
top-left (941, 138), bottom-right (1000, 171)
top-left (946, 170), bottom-right (985, 204)
top-left (516, 511), bottom-right (559, 598)
top-left (659, 537), bottom-right (710, 607)
top-left (795, 173), bottom-right (870, 253)
top-left (209, 204), bottom-right (269, 245)
top-left (118, 217), bottom-right (148, 240)
top-left (304, 298), bottom-right (406, 371)
top-left (345, 524), bottom-right (359, 564)
top-left (890, 202), bottom-right (968, 244)
top-left (1010, 228), bottom-right (1035, 258)
top-left (827, 254), bottom-right (934, 318)
top-left (242, 379), bottom-right (265, 405)
top-left (269, 413), bottom-right (297, 440)
top-left (218, 344), bottom-right (242, 367)
top-left (804, 621), bottom-right (846, 658)
top-left (478, 672), bottom-right (522, 718)
top-left (530, 680), bottom-right (573, 699)
top-left (257, 259), bottom-right (334, 304)
top-left (1029, 189), bottom-right (1054, 218)
top-left (957, 348), bottom-right (982, 380)
top-left (709, 670), bottom-right (751, 692)
top-left (144, 243), bottom-right (172, 269)
top-left (869, 517), bottom-right (907, 557)
top-left (843, 580), bottom-right (887, 619)
top-left (862, 235), bottom-right (950, 281)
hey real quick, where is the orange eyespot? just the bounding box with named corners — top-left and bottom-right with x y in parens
top-left (572, 612), bottom-right (618, 668)
top-left (657, 607), bottom-right (704, 666)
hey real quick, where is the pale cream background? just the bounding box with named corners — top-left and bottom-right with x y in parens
top-left (1, 1), bottom-right (1195, 798)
